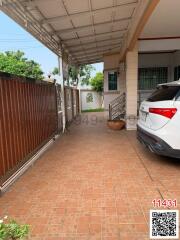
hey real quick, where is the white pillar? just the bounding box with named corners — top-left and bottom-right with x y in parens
top-left (58, 55), bottom-right (66, 132)
top-left (125, 44), bottom-right (138, 130)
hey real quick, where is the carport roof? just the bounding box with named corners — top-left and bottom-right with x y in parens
top-left (1, 0), bottom-right (158, 65)
top-left (0, 0), bottom-right (160, 65)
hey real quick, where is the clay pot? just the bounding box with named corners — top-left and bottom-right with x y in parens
top-left (107, 120), bottom-right (125, 130)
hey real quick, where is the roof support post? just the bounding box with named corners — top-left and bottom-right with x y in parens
top-left (125, 43), bottom-right (138, 130)
top-left (58, 53), bottom-right (66, 133)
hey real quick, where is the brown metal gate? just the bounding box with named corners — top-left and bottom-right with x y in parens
top-left (0, 73), bottom-right (58, 185)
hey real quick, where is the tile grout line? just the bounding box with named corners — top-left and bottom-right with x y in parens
top-left (124, 132), bottom-right (169, 222)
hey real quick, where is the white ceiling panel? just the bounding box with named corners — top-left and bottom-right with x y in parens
top-left (71, 14), bottom-right (91, 27)
top-left (95, 35), bottom-right (113, 42)
top-left (94, 31), bottom-right (124, 41)
top-left (60, 32), bottom-right (77, 41)
top-left (65, 39), bottom-right (81, 46)
top-left (78, 36), bottom-right (96, 43)
top-left (115, 5), bottom-right (135, 19)
top-left (37, 0), bottom-right (66, 18)
top-left (97, 39), bottom-right (121, 47)
top-left (141, 0), bottom-right (180, 38)
top-left (3, 0), bottom-right (139, 65)
top-left (93, 9), bottom-right (113, 24)
top-left (116, 0), bottom-right (138, 5)
top-left (77, 29), bottom-right (94, 37)
top-left (64, 0), bottom-right (89, 14)
top-left (91, 0), bottom-right (113, 10)
top-left (83, 43), bottom-right (97, 49)
top-left (71, 46), bottom-right (84, 52)
top-left (51, 18), bottom-right (72, 30)
top-left (95, 24), bottom-right (112, 34)
top-left (112, 21), bottom-right (129, 31)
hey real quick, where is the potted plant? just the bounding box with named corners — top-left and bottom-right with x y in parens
top-left (107, 119), bottom-right (125, 130)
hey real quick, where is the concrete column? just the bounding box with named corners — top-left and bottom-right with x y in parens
top-left (125, 44), bottom-right (138, 130)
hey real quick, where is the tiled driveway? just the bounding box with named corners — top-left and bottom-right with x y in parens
top-left (1, 112), bottom-right (180, 240)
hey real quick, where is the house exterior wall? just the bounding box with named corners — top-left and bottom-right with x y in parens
top-left (81, 90), bottom-right (102, 111)
top-left (139, 53), bottom-right (173, 82)
top-left (103, 50), bottom-right (180, 113)
top-left (138, 51), bottom-right (180, 104)
top-left (103, 53), bottom-right (121, 110)
top-left (139, 50), bottom-right (180, 82)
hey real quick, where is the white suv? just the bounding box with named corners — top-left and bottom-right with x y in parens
top-left (137, 80), bottom-right (180, 158)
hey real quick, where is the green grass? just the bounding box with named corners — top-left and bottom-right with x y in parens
top-left (81, 108), bottom-right (104, 113)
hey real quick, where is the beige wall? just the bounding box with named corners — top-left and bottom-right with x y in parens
top-left (103, 53), bottom-right (121, 110)
top-left (139, 50), bottom-right (180, 83)
top-left (104, 53), bottom-right (120, 70)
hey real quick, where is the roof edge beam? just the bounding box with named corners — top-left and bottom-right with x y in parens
top-left (120, 0), bottom-right (160, 60)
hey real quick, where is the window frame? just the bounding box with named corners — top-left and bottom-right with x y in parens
top-left (108, 71), bottom-right (118, 91)
top-left (174, 66), bottom-right (180, 81)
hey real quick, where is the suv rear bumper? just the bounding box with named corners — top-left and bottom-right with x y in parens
top-left (137, 125), bottom-right (180, 158)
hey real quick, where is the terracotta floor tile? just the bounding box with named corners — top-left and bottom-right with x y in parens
top-left (0, 112), bottom-right (179, 239)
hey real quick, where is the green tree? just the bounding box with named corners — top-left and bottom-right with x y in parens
top-left (68, 64), bottom-right (95, 86)
top-left (52, 67), bottom-right (59, 75)
top-left (90, 72), bottom-right (103, 92)
top-left (0, 51), bottom-right (44, 80)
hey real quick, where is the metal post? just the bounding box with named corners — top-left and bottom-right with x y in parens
top-left (58, 55), bottom-right (66, 133)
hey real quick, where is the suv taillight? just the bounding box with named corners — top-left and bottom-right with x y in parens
top-left (149, 108), bottom-right (177, 119)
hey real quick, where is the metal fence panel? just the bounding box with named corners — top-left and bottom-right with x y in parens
top-left (0, 73), bottom-right (58, 185)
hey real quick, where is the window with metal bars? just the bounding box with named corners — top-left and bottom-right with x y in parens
top-left (138, 67), bottom-right (168, 90)
top-left (108, 72), bottom-right (117, 90)
top-left (174, 66), bottom-right (180, 81)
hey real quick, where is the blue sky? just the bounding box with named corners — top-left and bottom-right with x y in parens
top-left (0, 12), bottom-right (103, 77)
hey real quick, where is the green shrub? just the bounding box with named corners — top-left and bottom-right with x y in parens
top-left (0, 217), bottom-right (29, 240)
